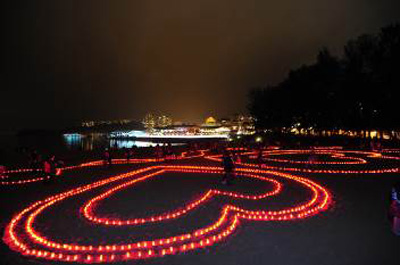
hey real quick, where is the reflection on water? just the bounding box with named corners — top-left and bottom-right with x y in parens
top-left (109, 139), bottom-right (159, 149)
top-left (63, 134), bottom-right (83, 148)
top-left (63, 133), bottom-right (99, 151)
top-left (63, 133), bottom-right (183, 151)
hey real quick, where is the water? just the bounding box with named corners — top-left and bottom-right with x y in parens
top-left (63, 133), bottom-right (169, 150)
top-left (0, 132), bottom-right (184, 166)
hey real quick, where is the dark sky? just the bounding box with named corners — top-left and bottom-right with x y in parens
top-left (2, 0), bottom-right (400, 132)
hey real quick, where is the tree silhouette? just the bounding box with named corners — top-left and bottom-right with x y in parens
top-left (248, 23), bottom-right (400, 136)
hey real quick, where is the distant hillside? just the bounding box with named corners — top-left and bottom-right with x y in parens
top-left (63, 121), bottom-right (145, 134)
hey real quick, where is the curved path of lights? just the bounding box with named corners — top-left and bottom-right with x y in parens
top-left (0, 150), bottom-right (207, 185)
top-left (4, 146), bottom-right (400, 263)
top-left (206, 148), bottom-right (400, 174)
top-left (3, 158), bottom-right (331, 263)
top-left (82, 169), bottom-right (281, 226)
top-left (253, 150), bottom-right (368, 165)
top-left (381, 148), bottom-right (400, 155)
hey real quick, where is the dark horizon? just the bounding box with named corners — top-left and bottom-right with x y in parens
top-left (3, 0), bottom-right (400, 133)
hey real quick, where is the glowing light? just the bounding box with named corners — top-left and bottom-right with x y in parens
top-left (4, 146), bottom-right (400, 263)
top-left (1, 150), bottom-right (207, 185)
top-left (206, 149), bottom-right (400, 175)
top-left (3, 164), bottom-right (331, 263)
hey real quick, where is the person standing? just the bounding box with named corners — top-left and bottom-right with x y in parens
top-left (43, 159), bottom-right (51, 182)
top-left (235, 149), bottom-right (242, 163)
top-left (124, 148), bottom-right (131, 162)
top-left (257, 148), bottom-right (263, 168)
top-left (103, 149), bottom-right (112, 167)
top-left (222, 150), bottom-right (235, 185)
top-left (390, 182), bottom-right (400, 235)
top-left (43, 155), bottom-right (57, 182)
top-left (155, 144), bottom-right (163, 160)
top-left (126, 147), bottom-right (134, 162)
top-left (30, 150), bottom-right (42, 169)
top-left (0, 165), bottom-right (6, 177)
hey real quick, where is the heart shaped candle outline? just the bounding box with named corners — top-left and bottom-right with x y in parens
top-left (82, 169), bottom-right (281, 226)
top-left (206, 150), bottom-right (400, 174)
top-left (4, 165), bottom-right (331, 263)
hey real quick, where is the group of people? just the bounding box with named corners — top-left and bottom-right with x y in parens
top-left (103, 146), bottom-right (139, 166)
top-left (101, 143), bottom-right (238, 186)
top-left (154, 143), bottom-right (176, 160)
top-left (27, 150), bottom-right (63, 182)
top-left (42, 155), bottom-right (62, 182)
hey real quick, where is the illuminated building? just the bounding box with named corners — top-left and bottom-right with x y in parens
top-left (203, 117), bottom-right (218, 127)
top-left (142, 113), bottom-right (156, 131)
top-left (143, 114), bottom-right (173, 130)
top-left (110, 114), bottom-right (255, 140)
top-left (156, 115), bottom-right (173, 128)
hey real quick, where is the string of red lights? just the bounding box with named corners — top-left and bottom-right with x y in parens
top-left (3, 163), bottom-right (330, 263)
top-left (206, 149), bottom-right (400, 174)
top-left (82, 170), bottom-right (281, 226)
top-left (0, 150), bottom-right (208, 185)
top-left (254, 150), bottom-right (367, 165)
top-left (4, 146), bottom-right (400, 263)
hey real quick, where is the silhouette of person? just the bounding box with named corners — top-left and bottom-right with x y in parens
top-left (126, 147), bottom-right (134, 162)
top-left (0, 165), bottom-right (5, 177)
top-left (103, 149), bottom-right (112, 167)
top-left (155, 144), bottom-right (163, 160)
top-left (222, 150), bottom-right (235, 185)
top-left (257, 148), bottom-right (263, 168)
top-left (390, 182), bottom-right (400, 235)
top-left (43, 155), bottom-right (57, 182)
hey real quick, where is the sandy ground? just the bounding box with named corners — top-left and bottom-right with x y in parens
top-left (0, 152), bottom-right (399, 265)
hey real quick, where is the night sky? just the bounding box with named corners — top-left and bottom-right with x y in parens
top-left (2, 0), bottom-right (400, 132)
